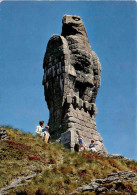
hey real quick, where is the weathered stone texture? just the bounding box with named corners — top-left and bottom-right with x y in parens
top-left (0, 127), bottom-right (8, 140)
top-left (43, 15), bottom-right (106, 154)
top-left (71, 171), bottom-right (137, 194)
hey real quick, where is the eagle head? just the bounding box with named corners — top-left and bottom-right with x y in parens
top-left (61, 15), bottom-right (87, 37)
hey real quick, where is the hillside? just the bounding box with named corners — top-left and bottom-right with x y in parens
top-left (0, 126), bottom-right (137, 195)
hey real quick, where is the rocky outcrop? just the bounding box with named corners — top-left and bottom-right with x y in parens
top-left (43, 15), bottom-right (106, 154)
top-left (0, 127), bottom-right (8, 140)
top-left (105, 154), bottom-right (130, 161)
top-left (0, 173), bottom-right (36, 194)
top-left (71, 171), bottom-right (137, 194)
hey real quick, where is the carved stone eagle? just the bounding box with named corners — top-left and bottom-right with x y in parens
top-left (43, 15), bottom-right (106, 154)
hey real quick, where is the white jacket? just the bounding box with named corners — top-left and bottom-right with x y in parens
top-left (35, 125), bottom-right (43, 136)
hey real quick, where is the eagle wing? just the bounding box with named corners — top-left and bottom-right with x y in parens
top-left (92, 50), bottom-right (102, 102)
top-left (42, 35), bottom-right (70, 109)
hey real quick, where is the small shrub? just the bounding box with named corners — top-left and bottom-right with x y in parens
top-left (108, 159), bottom-right (119, 168)
top-left (82, 152), bottom-right (102, 159)
top-left (92, 168), bottom-right (100, 177)
top-left (73, 160), bottom-right (81, 167)
top-left (43, 169), bottom-right (52, 177)
top-left (54, 180), bottom-right (64, 190)
top-left (112, 169), bottom-right (117, 173)
top-left (6, 140), bottom-right (32, 150)
top-left (48, 157), bottom-right (57, 164)
top-left (27, 154), bottom-right (41, 161)
top-left (59, 165), bottom-right (73, 175)
top-left (52, 167), bottom-right (60, 174)
top-left (16, 191), bottom-right (27, 195)
top-left (64, 177), bottom-right (71, 185)
top-left (35, 187), bottom-right (46, 195)
top-left (78, 169), bottom-right (88, 177)
top-left (130, 166), bottom-right (137, 173)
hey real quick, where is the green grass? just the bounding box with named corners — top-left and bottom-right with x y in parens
top-left (0, 126), bottom-right (137, 195)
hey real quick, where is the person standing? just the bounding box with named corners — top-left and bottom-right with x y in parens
top-left (42, 125), bottom-right (50, 143)
top-left (76, 131), bottom-right (85, 151)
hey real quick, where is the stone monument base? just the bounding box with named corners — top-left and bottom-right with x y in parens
top-left (61, 105), bottom-right (107, 154)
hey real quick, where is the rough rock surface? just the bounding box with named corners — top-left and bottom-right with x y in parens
top-left (0, 127), bottom-right (8, 140)
top-left (105, 154), bottom-right (130, 161)
top-left (0, 173), bottom-right (36, 194)
top-left (43, 15), bottom-right (106, 154)
top-left (71, 171), bottom-right (137, 194)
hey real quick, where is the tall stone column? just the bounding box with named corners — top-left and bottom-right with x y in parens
top-left (43, 15), bottom-right (107, 154)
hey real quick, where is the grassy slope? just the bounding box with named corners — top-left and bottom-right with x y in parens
top-left (0, 126), bottom-right (137, 195)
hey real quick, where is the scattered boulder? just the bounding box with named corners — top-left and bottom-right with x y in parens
top-left (0, 127), bottom-right (9, 140)
top-left (71, 171), bottom-right (137, 194)
top-left (105, 154), bottom-right (130, 160)
top-left (98, 153), bottom-right (131, 161)
top-left (0, 173), bottom-right (36, 194)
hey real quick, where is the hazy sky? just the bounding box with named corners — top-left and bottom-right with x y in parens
top-left (0, 1), bottom-right (136, 160)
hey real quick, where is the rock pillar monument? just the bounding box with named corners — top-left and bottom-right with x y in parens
top-left (42, 15), bottom-right (107, 154)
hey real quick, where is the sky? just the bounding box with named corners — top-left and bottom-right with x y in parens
top-left (0, 1), bottom-right (136, 160)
